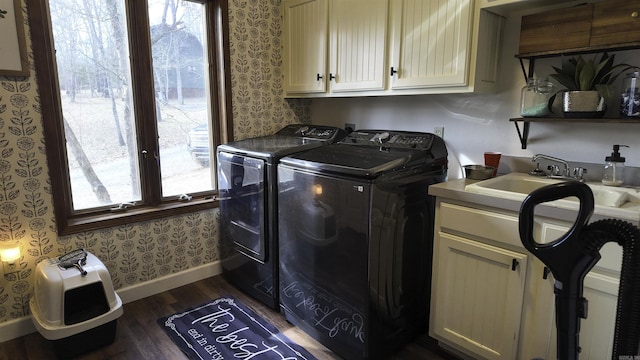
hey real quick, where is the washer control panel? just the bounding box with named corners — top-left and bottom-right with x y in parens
top-left (345, 130), bottom-right (435, 149)
top-left (277, 124), bottom-right (346, 140)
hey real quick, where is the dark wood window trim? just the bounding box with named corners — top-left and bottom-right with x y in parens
top-left (26, 0), bottom-right (234, 235)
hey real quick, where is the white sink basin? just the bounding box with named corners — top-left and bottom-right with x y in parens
top-left (464, 173), bottom-right (631, 208)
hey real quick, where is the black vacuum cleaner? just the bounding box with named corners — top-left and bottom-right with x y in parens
top-left (519, 181), bottom-right (640, 360)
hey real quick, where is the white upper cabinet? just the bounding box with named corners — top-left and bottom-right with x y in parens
top-left (282, 0), bottom-right (328, 94)
top-left (282, 0), bottom-right (505, 97)
top-left (387, 0), bottom-right (505, 94)
top-left (388, 0), bottom-right (472, 89)
top-left (328, 0), bottom-right (389, 93)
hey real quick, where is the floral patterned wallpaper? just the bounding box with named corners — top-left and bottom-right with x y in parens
top-left (0, 0), bottom-right (310, 325)
top-left (229, 0), bottom-right (311, 140)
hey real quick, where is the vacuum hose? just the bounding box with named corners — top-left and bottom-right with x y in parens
top-left (581, 219), bottom-right (640, 359)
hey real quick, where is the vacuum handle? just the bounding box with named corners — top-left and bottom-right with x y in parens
top-left (519, 182), bottom-right (596, 360)
top-left (519, 182), bottom-right (594, 252)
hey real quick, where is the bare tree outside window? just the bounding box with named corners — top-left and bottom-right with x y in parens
top-left (29, 0), bottom-right (231, 234)
top-left (50, 0), bottom-right (214, 209)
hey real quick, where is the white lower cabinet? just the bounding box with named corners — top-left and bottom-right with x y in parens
top-left (431, 200), bottom-right (621, 360)
top-left (432, 233), bottom-right (527, 360)
top-left (519, 225), bottom-right (620, 360)
top-left (517, 221), bottom-right (565, 359)
top-left (571, 271), bottom-right (619, 359)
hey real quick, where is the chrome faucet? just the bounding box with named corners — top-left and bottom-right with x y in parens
top-left (532, 154), bottom-right (569, 176)
top-left (531, 154), bottom-right (587, 181)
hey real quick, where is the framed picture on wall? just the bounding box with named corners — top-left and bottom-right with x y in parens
top-left (0, 0), bottom-right (28, 76)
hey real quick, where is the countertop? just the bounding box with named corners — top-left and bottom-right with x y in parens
top-left (429, 176), bottom-right (640, 225)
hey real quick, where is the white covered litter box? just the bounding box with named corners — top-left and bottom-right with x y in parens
top-left (30, 249), bottom-right (123, 358)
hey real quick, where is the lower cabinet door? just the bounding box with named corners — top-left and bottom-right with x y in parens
top-left (546, 271), bottom-right (619, 360)
top-left (518, 222), bottom-right (620, 360)
top-left (431, 232), bottom-right (528, 360)
top-left (517, 256), bottom-right (556, 360)
top-left (517, 221), bottom-right (565, 360)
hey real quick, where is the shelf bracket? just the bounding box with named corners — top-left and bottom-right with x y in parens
top-left (513, 120), bottom-right (530, 149)
top-left (518, 58), bottom-right (535, 82)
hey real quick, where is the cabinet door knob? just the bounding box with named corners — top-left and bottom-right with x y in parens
top-left (511, 258), bottom-right (519, 271)
top-left (329, 73), bottom-right (336, 81)
top-left (632, 11), bottom-right (639, 18)
top-left (390, 66), bottom-right (398, 76)
top-left (316, 73), bottom-right (323, 81)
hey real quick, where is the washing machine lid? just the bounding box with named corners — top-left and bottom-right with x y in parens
top-left (281, 144), bottom-right (424, 177)
top-left (279, 130), bottom-right (447, 178)
top-left (217, 125), bottom-right (347, 161)
top-left (218, 135), bottom-right (326, 160)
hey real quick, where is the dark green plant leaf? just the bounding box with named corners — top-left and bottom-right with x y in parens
top-left (605, 64), bottom-right (636, 84)
top-left (596, 84), bottom-right (616, 104)
top-left (579, 62), bottom-right (595, 90)
top-left (593, 53), bottom-right (614, 85)
top-left (549, 73), bottom-right (576, 89)
top-left (574, 56), bottom-right (586, 89)
top-left (550, 52), bottom-right (634, 91)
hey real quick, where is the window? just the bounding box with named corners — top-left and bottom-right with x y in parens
top-left (28, 0), bottom-right (232, 235)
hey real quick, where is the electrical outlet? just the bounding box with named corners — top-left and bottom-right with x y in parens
top-left (434, 126), bottom-right (444, 139)
top-left (345, 123), bottom-right (356, 132)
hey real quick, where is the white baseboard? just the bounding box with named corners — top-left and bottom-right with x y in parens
top-left (0, 261), bottom-right (222, 343)
top-left (116, 261), bottom-right (222, 303)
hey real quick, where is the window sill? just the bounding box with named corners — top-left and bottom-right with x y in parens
top-left (60, 197), bottom-right (219, 236)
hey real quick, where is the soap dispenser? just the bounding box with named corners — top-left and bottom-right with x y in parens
top-left (602, 145), bottom-right (629, 186)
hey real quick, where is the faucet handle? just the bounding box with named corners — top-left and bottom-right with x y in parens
top-left (547, 164), bottom-right (561, 176)
top-left (573, 167), bottom-right (587, 181)
top-left (529, 162), bottom-right (546, 176)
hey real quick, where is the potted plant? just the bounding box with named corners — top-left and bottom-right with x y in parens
top-left (549, 53), bottom-right (634, 118)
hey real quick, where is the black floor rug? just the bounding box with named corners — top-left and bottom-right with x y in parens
top-left (158, 296), bottom-right (318, 360)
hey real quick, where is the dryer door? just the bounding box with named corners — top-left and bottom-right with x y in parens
top-left (217, 151), bottom-right (266, 262)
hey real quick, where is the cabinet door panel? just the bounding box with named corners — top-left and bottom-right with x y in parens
top-left (521, 222), bottom-right (619, 360)
top-left (517, 222), bottom-right (564, 360)
top-left (518, 3), bottom-right (592, 55)
top-left (432, 233), bottom-right (527, 360)
top-left (329, 0), bottom-right (388, 92)
top-left (389, 0), bottom-right (472, 89)
top-left (283, 0), bottom-right (328, 94)
top-left (591, 0), bottom-right (640, 47)
top-left (547, 272), bottom-right (619, 360)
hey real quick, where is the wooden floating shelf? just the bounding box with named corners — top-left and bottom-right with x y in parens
top-left (509, 117), bottom-right (640, 149)
top-left (515, 42), bottom-right (640, 60)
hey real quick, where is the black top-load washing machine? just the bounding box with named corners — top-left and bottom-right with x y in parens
top-left (277, 130), bottom-right (447, 360)
top-left (217, 124), bottom-right (347, 309)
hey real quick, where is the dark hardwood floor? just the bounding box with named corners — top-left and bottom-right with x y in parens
top-left (0, 275), bottom-right (457, 359)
